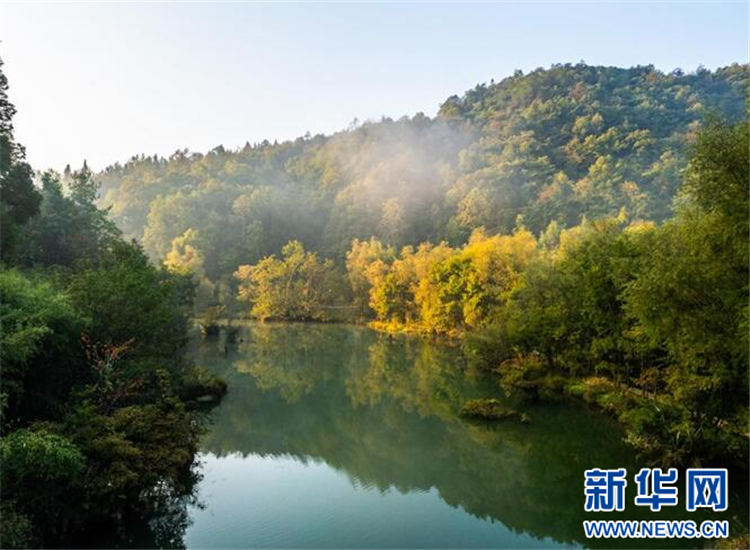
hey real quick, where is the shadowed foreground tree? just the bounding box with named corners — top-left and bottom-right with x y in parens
top-left (0, 60), bottom-right (224, 548)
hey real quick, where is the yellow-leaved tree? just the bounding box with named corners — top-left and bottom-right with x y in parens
top-left (235, 240), bottom-right (344, 322)
top-left (163, 228), bottom-right (215, 310)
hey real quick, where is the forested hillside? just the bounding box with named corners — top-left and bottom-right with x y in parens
top-left (8, 61), bottom-right (741, 474)
top-left (89, 63), bottom-right (749, 469)
top-left (96, 63), bottom-right (747, 293)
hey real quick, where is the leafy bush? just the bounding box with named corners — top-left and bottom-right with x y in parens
top-left (0, 429), bottom-right (85, 484)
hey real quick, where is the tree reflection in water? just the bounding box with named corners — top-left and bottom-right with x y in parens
top-left (183, 323), bottom-right (747, 549)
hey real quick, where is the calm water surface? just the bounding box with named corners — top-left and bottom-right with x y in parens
top-left (177, 323), bottom-right (746, 549)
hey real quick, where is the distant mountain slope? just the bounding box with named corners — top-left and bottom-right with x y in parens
top-left (96, 63), bottom-right (747, 282)
top-left (437, 63), bottom-right (747, 231)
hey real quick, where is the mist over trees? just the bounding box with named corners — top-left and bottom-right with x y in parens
top-left (96, 63), bottom-right (747, 294)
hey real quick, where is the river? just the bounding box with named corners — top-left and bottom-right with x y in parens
top-left (155, 323), bottom-right (747, 548)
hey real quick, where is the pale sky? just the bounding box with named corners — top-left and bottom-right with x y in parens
top-left (1, 1), bottom-right (747, 171)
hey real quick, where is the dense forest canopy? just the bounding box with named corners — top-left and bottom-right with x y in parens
top-left (95, 63), bottom-right (748, 291)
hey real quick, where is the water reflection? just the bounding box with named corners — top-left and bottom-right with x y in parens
top-left (187, 323), bottom-right (746, 549)
top-left (73, 468), bottom-right (203, 549)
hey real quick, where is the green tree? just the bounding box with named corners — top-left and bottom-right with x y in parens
top-left (0, 58), bottom-right (41, 262)
top-left (67, 240), bottom-right (193, 368)
top-left (19, 170), bottom-right (119, 267)
top-left (623, 118), bottom-right (749, 462)
top-left (0, 269), bottom-right (87, 424)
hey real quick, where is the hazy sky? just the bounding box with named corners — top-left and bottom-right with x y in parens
top-left (1, 1), bottom-right (747, 171)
